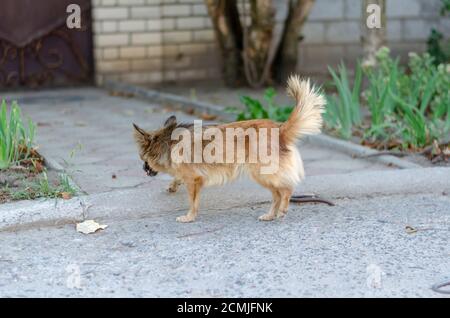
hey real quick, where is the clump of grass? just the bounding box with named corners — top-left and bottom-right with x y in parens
top-left (10, 172), bottom-right (78, 201)
top-left (324, 62), bottom-right (362, 139)
top-left (0, 100), bottom-right (35, 169)
top-left (0, 101), bottom-right (80, 203)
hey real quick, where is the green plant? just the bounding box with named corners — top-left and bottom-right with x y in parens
top-left (0, 100), bottom-right (35, 169)
top-left (427, 29), bottom-right (450, 66)
top-left (426, 0), bottom-right (450, 65)
top-left (227, 88), bottom-right (293, 122)
top-left (389, 92), bottom-right (429, 148)
top-left (363, 56), bottom-right (399, 140)
top-left (11, 172), bottom-right (78, 201)
top-left (369, 49), bottom-right (449, 148)
top-left (440, 0), bottom-right (450, 13)
top-left (325, 47), bottom-right (449, 150)
top-left (324, 62), bottom-right (362, 139)
top-left (58, 173), bottom-right (78, 196)
top-left (433, 64), bottom-right (450, 128)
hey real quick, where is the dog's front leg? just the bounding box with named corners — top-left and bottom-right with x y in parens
top-left (167, 178), bottom-right (182, 193)
top-left (176, 177), bottom-right (203, 223)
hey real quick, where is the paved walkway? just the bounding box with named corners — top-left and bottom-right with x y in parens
top-left (0, 193), bottom-right (449, 297)
top-left (5, 88), bottom-right (391, 195)
top-left (2, 88), bottom-right (448, 298)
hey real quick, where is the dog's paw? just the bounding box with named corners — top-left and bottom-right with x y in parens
top-left (167, 186), bottom-right (178, 193)
top-left (167, 180), bottom-right (181, 193)
top-left (258, 213), bottom-right (276, 221)
top-left (276, 211), bottom-right (287, 219)
top-left (176, 215), bottom-right (195, 223)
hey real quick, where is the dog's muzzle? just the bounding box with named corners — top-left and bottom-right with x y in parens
top-left (143, 162), bottom-right (158, 176)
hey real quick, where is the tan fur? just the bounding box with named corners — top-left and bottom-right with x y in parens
top-left (133, 76), bottom-right (325, 222)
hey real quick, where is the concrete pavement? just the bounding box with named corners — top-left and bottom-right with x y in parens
top-left (0, 87), bottom-right (449, 297)
top-left (2, 166), bottom-right (448, 232)
top-left (0, 193), bottom-right (449, 297)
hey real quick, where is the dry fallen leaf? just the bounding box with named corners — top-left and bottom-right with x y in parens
top-left (405, 225), bottom-right (418, 234)
top-left (109, 91), bottom-right (134, 98)
top-left (61, 192), bottom-right (72, 200)
top-left (34, 161), bottom-right (44, 173)
top-left (429, 140), bottom-right (442, 160)
top-left (200, 113), bottom-right (217, 120)
top-left (76, 220), bottom-right (108, 234)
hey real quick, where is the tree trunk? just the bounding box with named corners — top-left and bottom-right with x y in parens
top-left (275, 0), bottom-right (315, 83)
top-left (205, 0), bottom-right (244, 86)
top-left (242, 0), bottom-right (275, 86)
top-left (205, 0), bottom-right (315, 87)
top-left (362, 0), bottom-right (386, 67)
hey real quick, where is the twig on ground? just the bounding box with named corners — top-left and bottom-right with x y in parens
top-left (290, 194), bottom-right (335, 206)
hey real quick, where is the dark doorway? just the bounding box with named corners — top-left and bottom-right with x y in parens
top-left (0, 0), bottom-right (94, 89)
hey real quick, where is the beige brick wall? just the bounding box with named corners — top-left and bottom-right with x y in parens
top-left (93, 0), bottom-right (219, 84)
top-left (92, 0), bottom-right (449, 85)
top-left (299, 0), bottom-right (449, 74)
top-left (92, 0), bottom-right (218, 85)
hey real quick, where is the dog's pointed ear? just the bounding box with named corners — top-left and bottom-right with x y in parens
top-left (133, 123), bottom-right (151, 146)
top-left (133, 123), bottom-right (148, 137)
top-left (164, 115), bottom-right (177, 128)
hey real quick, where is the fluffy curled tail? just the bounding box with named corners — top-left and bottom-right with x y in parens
top-left (281, 75), bottom-right (326, 145)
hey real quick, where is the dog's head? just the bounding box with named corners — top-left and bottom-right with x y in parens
top-left (133, 115), bottom-right (178, 176)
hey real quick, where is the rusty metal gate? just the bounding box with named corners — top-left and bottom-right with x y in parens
top-left (0, 0), bottom-right (93, 89)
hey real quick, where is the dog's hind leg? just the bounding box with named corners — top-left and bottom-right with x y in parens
top-left (258, 188), bottom-right (281, 221)
top-left (176, 177), bottom-right (203, 223)
top-left (276, 187), bottom-right (293, 218)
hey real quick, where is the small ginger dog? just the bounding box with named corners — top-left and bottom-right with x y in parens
top-left (133, 76), bottom-right (325, 222)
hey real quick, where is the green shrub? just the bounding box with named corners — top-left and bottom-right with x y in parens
top-left (427, 29), bottom-right (450, 66)
top-left (426, 0), bottom-right (450, 65)
top-left (368, 48), bottom-right (449, 148)
top-left (0, 100), bottom-right (35, 169)
top-left (227, 88), bottom-right (293, 122)
top-left (324, 47), bottom-right (450, 150)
